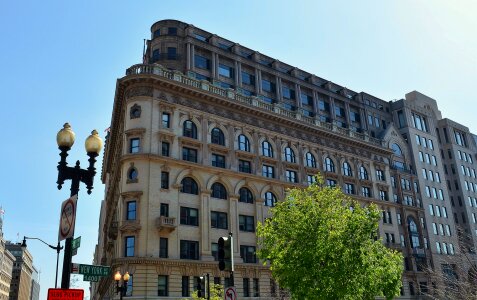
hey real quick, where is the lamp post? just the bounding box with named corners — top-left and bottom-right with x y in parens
top-left (114, 271), bottom-right (130, 300)
top-left (56, 123), bottom-right (103, 289)
top-left (21, 236), bottom-right (63, 288)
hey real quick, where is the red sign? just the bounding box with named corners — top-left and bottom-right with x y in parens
top-left (47, 288), bottom-right (84, 300)
top-left (58, 195), bottom-right (78, 241)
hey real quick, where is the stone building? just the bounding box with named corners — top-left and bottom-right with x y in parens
top-left (0, 216), bottom-right (15, 300)
top-left (92, 19), bottom-right (476, 299)
top-left (6, 243), bottom-right (33, 300)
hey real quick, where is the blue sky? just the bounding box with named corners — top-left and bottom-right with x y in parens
top-left (1, 1), bottom-right (476, 299)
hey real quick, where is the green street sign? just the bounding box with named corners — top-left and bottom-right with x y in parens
top-left (72, 236), bottom-right (81, 250)
top-left (72, 248), bottom-right (78, 256)
top-left (83, 275), bottom-right (100, 282)
top-left (78, 264), bottom-right (111, 276)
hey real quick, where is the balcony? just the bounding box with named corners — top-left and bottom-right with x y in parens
top-left (108, 221), bottom-right (118, 240)
top-left (124, 64), bottom-right (387, 149)
top-left (155, 216), bottom-right (176, 233)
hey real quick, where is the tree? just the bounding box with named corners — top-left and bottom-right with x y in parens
top-left (185, 283), bottom-right (224, 300)
top-left (256, 176), bottom-right (403, 300)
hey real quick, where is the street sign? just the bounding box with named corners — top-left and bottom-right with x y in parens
top-left (58, 195), bottom-right (78, 241)
top-left (72, 263), bottom-right (111, 276)
top-left (72, 248), bottom-right (77, 256)
top-left (224, 287), bottom-right (237, 300)
top-left (83, 275), bottom-right (100, 282)
top-left (47, 288), bottom-right (84, 300)
top-left (72, 236), bottom-right (81, 249)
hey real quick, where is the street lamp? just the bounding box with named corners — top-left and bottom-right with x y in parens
top-left (56, 123), bottom-right (103, 289)
top-left (21, 236), bottom-right (63, 288)
top-left (114, 271), bottom-right (130, 299)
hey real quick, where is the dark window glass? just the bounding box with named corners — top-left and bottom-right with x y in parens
top-left (324, 157), bottom-right (335, 172)
top-left (158, 276), bottom-right (168, 296)
top-left (211, 211), bottom-right (228, 229)
top-left (282, 86), bottom-right (295, 99)
top-left (262, 165), bottom-right (275, 178)
top-left (243, 278), bottom-right (250, 297)
top-left (211, 128), bottom-right (225, 145)
top-left (128, 168), bottom-right (138, 181)
top-left (240, 245), bottom-right (257, 263)
top-left (152, 49), bottom-right (160, 62)
top-left (126, 201), bottom-right (136, 220)
top-left (161, 172), bottom-right (169, 189)
top-left (194, 55), bottom-right (210, 69)
top-left (182, 276), bottom-right (189, 297)
top-left (212, 154), bottom-right (225, 168)
top-left (180, 240), bottom-right (199, 260)
top-left (211, 243), bottom-right (218, 261)
top-left (161, 142), bottom-right (170, 156)
top-left (167, 47), bottom-right (177, 60)
top-left (211, 182), bottom-right (227, 199)
top-left (238, 134), bottom-right (250, 151)
top-left (153, 29), bottom-right (161, 38)
top-left (253, 278), bottom-right (260, 297)
top-left (284, 147), bottom-right (296, 163)
top-left (160, 203), bottom-right (169, 217)
top-left (159, 238), bottom-right (168, 258)
top-left (125, 236), bottom-right (135, 257)
top-left (182, 147), bottom-right (198, 163)
top-left (239, 160), bottom-right (251, 173)
top-left (261, 79), bottom-right (276, 93)
top-left (239, 215), bottom-right (255, 232)
top-left (168, 27), bottom-right (177, 35)
top-left (180, 207), bottom-right (198, 226)
top-left (285, 170), bottom-right (297, 183)
top-left (264, 192), bottom-right (276, 207)
top-left (183, 120), bottom-right (197, 138)
top-left (180, 177), bottom-right (199, 195)
top-left (239, 187), bottom-right (254, 204)
top-left (301, 93), bottom-right (313, 106)
top-left (241, 72), bottom-right (255, 85)
top-left (262, 141), bottom-right (274, 157)
top-left (218, 64), bottom-right (234, 78)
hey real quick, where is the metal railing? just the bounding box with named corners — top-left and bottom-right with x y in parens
top-left (125, 64), bottom-right (386, 148)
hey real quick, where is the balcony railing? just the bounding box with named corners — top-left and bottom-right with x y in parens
top-left (155, 216), bottom-right (176, 233)
top-left (125, 64), bottom-right (387, 148)
top-left (108, 221), bottom-right (118, 240)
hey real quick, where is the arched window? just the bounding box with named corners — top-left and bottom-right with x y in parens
top-left (238, 134), bottom-right (250, 152)
top-left (211, 182), bottom-right (227, 199)
top-left (407, 217), bottom-right (420, 248)
top-left (359, 166), bottom-right (369, 180)
top-left (324, 157), bottom-right (335, 172)
top-left (181, 177), bottom-right (198, 195)
top-left (264, 192), bottom-right (277, 207)
top-left (183, 120), bottom-right (197, 139)
top-left (211, 128), bottom-right (225, 146)
top-left (284, 147), bottom-right (296, 163)
top-left (239, 187), bottom-right (254, 204)
top-left (392, 143), bottom-right (402, 157)
top-left (305, 152), bottom-right (317, 168)
top-left (342, 162), bottom-right (352, 176)
top-left (262, 141), bottom-right (274, 157)
top-left (128, 168), bottom-right (138, 181)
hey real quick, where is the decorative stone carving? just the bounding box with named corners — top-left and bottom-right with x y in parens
top-left (130, 104), bottom-right (141, 119)
top-left (126, 86), bottom-right (153, 98)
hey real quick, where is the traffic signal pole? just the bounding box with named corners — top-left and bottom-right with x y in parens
top-left (229, 232), bottom-right (234, 287)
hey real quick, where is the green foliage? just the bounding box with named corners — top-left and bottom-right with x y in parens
top-left (257, 176), bottom-right (403, 300)
top-left (186, 283), bottom-right (224, 300)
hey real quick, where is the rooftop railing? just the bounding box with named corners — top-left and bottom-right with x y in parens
top-left (125, 64), bottom-right (386, 148)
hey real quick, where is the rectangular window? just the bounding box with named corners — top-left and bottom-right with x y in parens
top-left (261, 79), bottom-right (275, 93)
top-left (318, 100), bottom-right (330, 111)
top-left (126, 275), bottom-right (133, 296)
top-left (219, 64), bottom-right (234, 78)
top-left (161, 141), bottom-right (170, 156)
top-left (376, 170), bottom-right (385, 181)
top-left (240, 245), bottom-right (257, 263)
top-left (130, 138), bottom-right (140, 153)
top-left (243, 278), bottom-right (250, 297)
top-left (153, 29), bottom-right (161, 38)
top-left (195, 55), bottom-right (210, 69)
top-left (241, 71), bottom-right (255, 85)
top-left (180, 207), bottom-right (199, 226)
top-left (397, 110), bottom-right (405, 128)
top-left (182, 147), bottom-right (198, 162)
top-left (160, 203), bottom-right (169, 217)
top-left (125, 236), bottom-right (135, 257)
top-left (301, 93), bottom-right (313, 106)
top-left (285, 170), bottom-right (297, 183)
top-left (262, 165), bottom-right (275, 178)
top-left (379, 190), bottom-right (388, 201)
top-left (211, 211), bottom-right (228, 229)
top-left (159, 238), bottom-right (168, 258)
top-left (161, 172), bottom-right (169, 189)
top-left (182, 276), bottom-right (190, 297)
top-left (211, 243), bottom-right (218, 261)
top-left (239, 160), bottom-right (252, 173)
top-left (282, 86), bottom-right (296, 99)
top-left (326, 179), bottom-right (336, 187)
top-left (167, 47), bottom-right (177, 60)
top-left (126, 201), bottom-right (136, 220)
top-left (162, 112), bottom-right (170, 128)
top-left (253, 278), bottom-right (260, 297)
top-left (335, 106), bottom-right (345, 117)
top-left (158, 275), bottom-right (168, 296)
top-left (212, 153), bottom-right (226, 168)
top-left (239, 215), bottom-right (255, 232)
top-left (167, 27), bottom-right (177, 35)
top-left (180, 240), bottom-right (199, 260)
top-left (344, 183), bottom-right (355, 195)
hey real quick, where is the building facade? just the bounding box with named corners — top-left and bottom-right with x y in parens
top-left (0, 216), bottom-right (14, 300)
top-left (6, 243), bottom-right (33, 300)
top-left (92, 19), bottom-right (476, 299)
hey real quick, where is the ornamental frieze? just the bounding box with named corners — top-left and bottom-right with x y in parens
top-left (126, 86), bottom-right (153, 98)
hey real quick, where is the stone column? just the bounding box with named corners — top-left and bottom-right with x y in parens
top-left (191, 44), bottom-right (195, 71)
top-left (211, 53), bottom-right (217, 79)
top-left (186, 43), bottom-right (191, 71)
top-left (200, 190), bottom-right (214, 260)
top-left (255, 69), bottom-right (261, 95)
top-left (275, 77), bottom-right (282, 103)
top-left (329, 97), bottom-right (335, 122)
top-left (295, 83), bottom-right (301, 109)
top-left (235, 61), bottom-right (240, 87)
top-left (344, 102), bottom-right (351, 126)
top-left (229, 196), bottom-right (240, 259)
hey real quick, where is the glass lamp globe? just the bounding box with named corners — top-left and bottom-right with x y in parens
top-left (85, 130), bottom-right (103, 154)
top-left (56, 123), bottom-right (75, 148)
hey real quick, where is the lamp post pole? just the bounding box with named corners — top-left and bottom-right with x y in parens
top-left (21, 236), bottom-right (63, 288)
top-left (56, 123), bottom-right (102, 289)
top-left (114, 271), bottom-right (130, 300)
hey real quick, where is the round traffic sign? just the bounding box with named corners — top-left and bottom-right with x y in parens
top-left (224, 287), bottom-right (237, 300)
top-left (60, 198), bottom-right (76, 238)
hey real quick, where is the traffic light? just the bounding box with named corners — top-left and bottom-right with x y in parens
top-left (197, 276), bottom-right (206, 297)
top-left (218, 236), bottom-right (233, 271)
